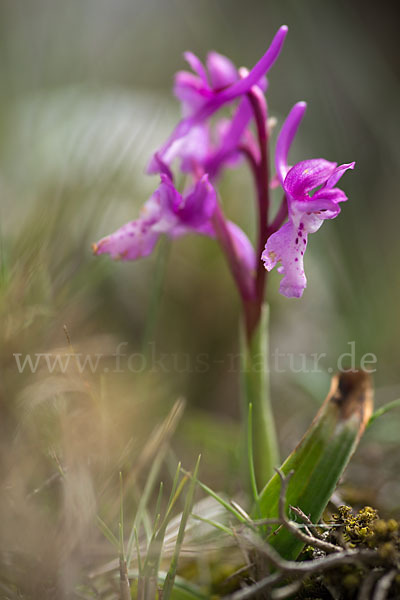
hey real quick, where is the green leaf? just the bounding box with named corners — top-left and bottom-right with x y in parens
top-left (247, 403), bottom-right (259, 505)
top-left (240, 304), bottom-right (279, 492)
top-left (256, 370), bottom-right (373, 560)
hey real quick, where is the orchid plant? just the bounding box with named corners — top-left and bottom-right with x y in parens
top-left (93, 26), bottom-right (370, 566)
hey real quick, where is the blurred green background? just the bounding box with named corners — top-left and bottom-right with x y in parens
top-left (0, 0), bottom-right (399, 595)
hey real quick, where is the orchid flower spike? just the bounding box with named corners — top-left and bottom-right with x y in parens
top-left (262, 102), bottom-right (355, 298)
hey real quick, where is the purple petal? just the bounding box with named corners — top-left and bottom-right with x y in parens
top-left (176, 174), bottom-right (217, 227)
top-left (290, 188), bottom-right (348, 226)
top-left (226, 221), bottom-right (256, 272)
top-left (204, 98), bottom-right (253, 177)
top-left (308, 187), bottom-right (348, 214)
top-left (173, 71), bottom-right (213, 115)
top-left (237, 66), bottom-right (268, 93)
top-left (147, 117), bottom-right (200, 174)
top-left (93, 220), bottom-right (160, 261)
top-left (206, 51), bottom-right (238, 89)
top-left (171, 219), bottom-right (215, 239)
top-left (284, 158), bottom-right (337, 199)
top-left (262, 221), bottom-right (307, 298)
top-left (291, 197), bottom-right (341, 222)
top-left (151, 153), bottom-right (174, 180)
top-left (161, 124), bottom-right (211, 172)
top-left (157, 174), bottom-right (181, 212)
top-left (93, 187), bottom-right (174, 261)
top-left (183, 51), bottom-right (209, 84)
top-left (216, 25), bottom-right (288, 103)
top-left (275, 102), bottom-right (307, 184)
top-left (325, 162), bottom-right (355, 189)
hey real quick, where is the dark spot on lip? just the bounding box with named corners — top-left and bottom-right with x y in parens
top-left (295, 258), bottom-right (298, 262)
top-left (299, 223), bottom-right (304, 230)
top-left (295, 238), bottom-right (298, 244)
top-left (303, 239), bottom-right (306, 244)
top-left (298, 231), bottom-right (302, 237)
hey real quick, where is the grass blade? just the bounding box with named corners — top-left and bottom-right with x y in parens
top-left (181, 470), bottom-right (247, 525)
top-left (96, 515), bottom-right (119, 548)
top-left (191, 513), bottom-right (234, 536)
top-left (163, 455), bottom-right (201, 599)
top-left (126, 450), bottom-right (164, 563)
top-left (368, 398), bottom-right (400, 427)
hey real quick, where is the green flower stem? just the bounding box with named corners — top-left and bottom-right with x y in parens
top-left (241, 304), bottom-right (279, 495)
top-left (256, 370), bottom-right (373, 560)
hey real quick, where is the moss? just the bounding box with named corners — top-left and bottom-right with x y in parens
top-left (297, 505), bottom-right (400, 599)
top-left (330, 505), bottom-right (379, 547)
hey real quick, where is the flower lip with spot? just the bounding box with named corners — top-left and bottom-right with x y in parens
top-left (93, 173), bottom-right (256, 271)
top-left (262, 102), bottom-right (355, 298)
top-left (93, 174), bottom-right (216, 261)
